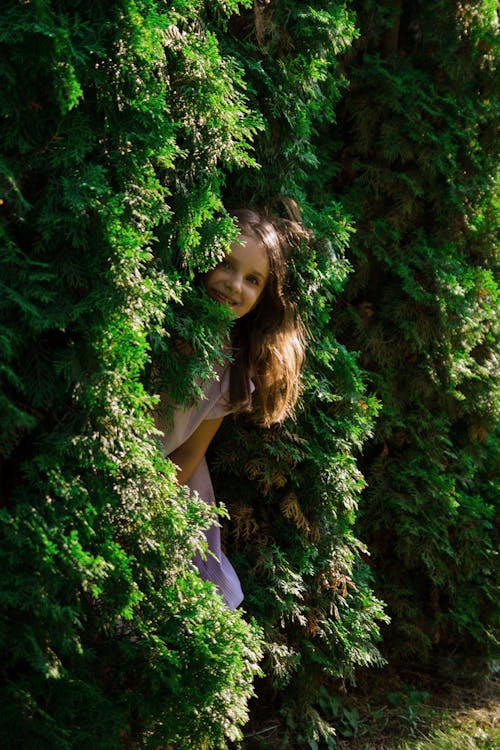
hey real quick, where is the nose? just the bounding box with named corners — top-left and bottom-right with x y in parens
top-left (225, 271), bottom-right (242, 293)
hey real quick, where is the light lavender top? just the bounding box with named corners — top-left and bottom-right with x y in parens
top-left (155, 360), bottom-right (253, 610)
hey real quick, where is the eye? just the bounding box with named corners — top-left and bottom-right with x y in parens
top-left (247, 275), bottom-right (260, 286)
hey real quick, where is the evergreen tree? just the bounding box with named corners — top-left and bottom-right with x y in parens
top-left (206, 3), bottom-right (388, 745)
top-left (0, 2), bottom-right (262, 748)
top-left (5, 2), bottom-right (494, 748)
top-left (330, 0), bottom-right (499, 664)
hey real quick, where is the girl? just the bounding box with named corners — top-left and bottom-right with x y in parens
top-left (156, 205), bottom-right (309, 609)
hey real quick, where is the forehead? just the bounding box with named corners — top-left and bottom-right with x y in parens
top-left (230, 233), bottom-right (270, 278)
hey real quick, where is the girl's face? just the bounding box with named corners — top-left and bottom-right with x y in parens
top-left (204, 233), bottom-right (270, 319)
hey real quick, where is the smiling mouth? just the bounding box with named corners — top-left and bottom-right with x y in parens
top-left (211, 290), bottom-right (238, 307)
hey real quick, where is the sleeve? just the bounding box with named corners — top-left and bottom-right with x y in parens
top-left (155, 364), bottom-right (255, 455)
top-left (204, 369), bottom-right (255, 420)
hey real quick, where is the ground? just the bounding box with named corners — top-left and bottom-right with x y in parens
top-left (236, 661), bottom-right (499, 749)
top-left (336, 663), bottom-right (500, 750)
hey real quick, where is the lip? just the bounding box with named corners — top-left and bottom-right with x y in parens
top-left (210, 290), bottom-right (238, 307)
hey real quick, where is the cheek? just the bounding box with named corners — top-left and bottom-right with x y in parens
top-left (254, 286), bottom-right (265, 302)
top-left (203, 270), bottom-right (216, 288)
top-left (250, 287), bottom-right (266, 311)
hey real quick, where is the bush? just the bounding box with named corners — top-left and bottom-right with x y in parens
top-left (0, 2), bottom-right (262, 747)
top-left (329, 0), bottom-right (499, 663)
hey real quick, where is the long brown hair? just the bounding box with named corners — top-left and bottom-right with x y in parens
top-left (224, 203), bottom-right (309, 426)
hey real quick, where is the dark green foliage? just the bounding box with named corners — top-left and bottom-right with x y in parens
top-left (213, 257), bottom-right (387, 746)
top-left (206, 3), bottom-right (388, 745)
top-left (1, 1), bottom-right (262, 747)
top-left (3, 0), bottom-right (497, 748)
top-left (218, 0), bottom-right (358, 204)
top-left (329, 0), bottom-right (499, 663)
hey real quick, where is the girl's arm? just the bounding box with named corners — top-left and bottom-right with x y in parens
top-left (168, 417), bottom-right (223, 485)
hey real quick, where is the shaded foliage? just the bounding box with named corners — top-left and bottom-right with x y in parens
top-left (1, 2), bottom-right (262, 748)
top-left (329, 0), bottom-right (499, 664)
top-left (1, 1), bottom-right (497, 749)
top-left (209, 2), bottom-right (388, 745)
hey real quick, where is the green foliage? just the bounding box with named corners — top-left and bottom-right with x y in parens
top-left (395, 722), bottom-right (500, 750)
top-left (329, 0), bottom-right (500, 663)
top-left (218, 0), bottom-right (358, 204)
top-left (3, 1), bottom-right (497, 748)
top-left (0, 1), bottom-right (262, 747)
top-left (205, 2), bottom-right (389, 744)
